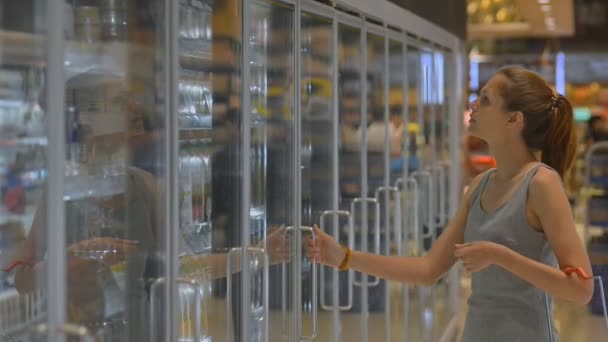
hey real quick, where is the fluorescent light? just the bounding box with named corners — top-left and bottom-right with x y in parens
top-left (538, 0), bottom-right (550, 4)
top-left (541, 4), bottom-right (551, 12)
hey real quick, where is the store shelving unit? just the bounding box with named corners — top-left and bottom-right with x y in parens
top-left (585, 141), bottom-right (608, 315)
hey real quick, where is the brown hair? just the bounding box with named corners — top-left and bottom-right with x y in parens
top-left (496, 67), bottom-right (576, 177)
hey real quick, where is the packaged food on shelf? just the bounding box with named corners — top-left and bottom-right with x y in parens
top-left (100, 0), bottom-right (128, 41)
top-left (74, 5), bottom-right (102, 43)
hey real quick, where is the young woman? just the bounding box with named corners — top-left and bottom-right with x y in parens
top-left (306, 66), bottom-right (593, 341)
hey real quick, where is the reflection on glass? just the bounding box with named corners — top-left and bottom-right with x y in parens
top-left (5, 0), bottom-right (168, 340)
top-left (249, 1), bottom-right (296, 341)
top-left (301, 11), bottom-right (334, 340)
top-left (433, 51), bottom-right (447, 160)
top-left (337, 23), bottom-right (364, 341)
top-left (0, 2), bottom-right (49, 340)
top-left (388, 40), bottom-right (406, 184)
top-left (175, 0), bottom-right (257, 341)
top-left (407, 46), bottom-right (423, 174)
top-left (338, 24), bottom-right (363, 204)
top-left (366, 31), bottom-right (388, 341)
top-left (387, 37), bottom-right (407, 342)
top-left (421, 48), bottom-right (435, 169)
top-left (366, 33), bottom-right (386, 195)
top-left (67, 0), bottom-right (167, 340)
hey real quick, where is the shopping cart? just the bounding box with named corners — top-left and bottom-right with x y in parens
top-left (545, 267), bottom-right (608, 342)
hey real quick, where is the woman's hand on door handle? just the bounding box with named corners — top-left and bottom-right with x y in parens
top-left (305, 225), bottom-right (344, 268)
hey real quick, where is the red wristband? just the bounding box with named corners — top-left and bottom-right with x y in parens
top-left (561, 266), bottom-right (592, 280)
top-left (3, 260), bottom-right (34, 273)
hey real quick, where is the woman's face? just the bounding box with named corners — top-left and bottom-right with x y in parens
top-left (468, 74), bottom-right (515, 144)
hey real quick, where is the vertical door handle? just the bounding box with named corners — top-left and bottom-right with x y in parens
top-left (433, 164), bottom-right (446, 227)
top-left (351, 197), bottom-right (381, 287)
top-left (374, 186), bottom-right (401, 342)
top-left (374, 186), bottom-right (401, 256)
top-left (281, 226), bottom-right (318, 340)
top-left (227, 247), bottom-right (269, 342)
top-left (411, 171), bottom-right (434, 250)
top-left (320, 210), bottom-right (353, 311)
top-left (407, 178), bottom-right (421, 255)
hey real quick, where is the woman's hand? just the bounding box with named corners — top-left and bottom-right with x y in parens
top-left (454, 241), bottom-right (507, 273)
top-left (305, 225), bottom-right (345, 268)
top-left (264, 226), bottom-right (291, 265)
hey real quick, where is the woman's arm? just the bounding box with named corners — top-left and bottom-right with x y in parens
top-left (308, 170), bottom-right (488, 286)
top-left (495, 168), bottom-right (593, 304)
top-left (180, 227), bottom-right (289, 280)
top-left (14, 198), bottom-right (46, 293)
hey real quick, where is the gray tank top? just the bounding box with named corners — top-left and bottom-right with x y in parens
top-left (462, 163), bottom-right (559, 342)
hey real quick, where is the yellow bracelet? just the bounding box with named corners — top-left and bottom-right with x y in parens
top-left (338, 245), bottom-right (352, 271)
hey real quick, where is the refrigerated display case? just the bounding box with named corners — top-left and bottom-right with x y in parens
top-left (0, 1), bottom-right (464, 341)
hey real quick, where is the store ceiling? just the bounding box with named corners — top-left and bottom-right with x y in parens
top-left (467, 0), bottom-right (575, 39)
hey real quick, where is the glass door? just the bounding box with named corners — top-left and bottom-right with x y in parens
top-left (365, 27), bottom-right (389, 342)
top-left (429, 47), bottom-right (452, 341)
top-left (59, 0), bottom-right (169, 340)
top-left (300, 6), bottom-right (336, 342)
top-left (336, 19), bottom-right (365, 342)
top-left (0, 1), bottom-right (49, 340)
top-left (405, 43), bottom-right (433, 342)
top-left (387, 35), bottom-right (408, 342)
top-left (247, 1), bottom-right (299, 341)
top-left (175, 0), bottom-right (251, 341)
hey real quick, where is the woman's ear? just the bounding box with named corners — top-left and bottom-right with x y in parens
top-left (506, 111), bottom-right (524, 127)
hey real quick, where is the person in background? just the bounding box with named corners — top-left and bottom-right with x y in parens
top-left (587, 114), bottom-right (608, 146)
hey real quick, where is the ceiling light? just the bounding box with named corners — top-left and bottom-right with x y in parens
top-left (541, 4), bottom-right (551, 12)
top-left (538, 0), bottom-right (550, 4)
top-left (545, 17), bottom-right (556, 27)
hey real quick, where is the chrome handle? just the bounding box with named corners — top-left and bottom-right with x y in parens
top-left (424, 168), bottom-right (436, 243)
top-left (411, 171), bottom-right (434, 247)
top-left (374, 186), bottom-right (401, 342)
top-left (150, 277), bottom-right (203, 342)
top-left (282, 226), bottom-right (318, 340)
top-left (351, 197), bottom-right (381, 287)
top-left (394, 178), bottom-right (405, 257)
top-left (440, 161), bottom-right (451, 220)
top-left (227, 247), bottom-right (268, 342)
top-left (544, 275), bottom-right (608, 342)
top-left (595, 276), bottom-right (608, 333)
top-left (320, 210), bottom-right (353, 311)
top-left (407, 178), bottom-right (421, 256)
top-left (150, 277), bottom-right (166, 342)
top-left (177, 278), bottom-right (201, 342)
top-left (374, 186), bottom-right (401, 256)
top-left (434, 164), bottom-right (447, 227)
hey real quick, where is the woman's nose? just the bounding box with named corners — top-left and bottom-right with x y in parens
top-left (468, 99), bottom-right (479, 111)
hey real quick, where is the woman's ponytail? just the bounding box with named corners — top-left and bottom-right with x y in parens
top-left (541, 94), bottom-right (577, 178)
